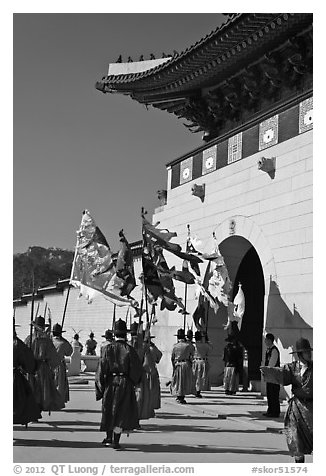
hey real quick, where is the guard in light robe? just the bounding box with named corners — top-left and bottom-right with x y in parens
top-left (95, 319), bottom-right (142, 449)
top-left (192, 331), bottom-right (212, 398)
top-left (51, 323), bottom-right (73, 408)
top-left (171, 328), bottom-right (194, 404)
top-left (146, 333), bottom-right (163, 410)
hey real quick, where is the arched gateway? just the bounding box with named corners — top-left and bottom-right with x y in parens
top-left (208, 215), bottom-right (277, 386)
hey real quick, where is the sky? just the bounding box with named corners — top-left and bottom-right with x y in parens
top-left (13, 13), bottom-right (227, 254)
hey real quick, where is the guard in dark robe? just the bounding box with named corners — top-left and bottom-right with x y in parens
top-left (100, 329), bottom-right (114, 358)
top-left (95, 319), bottom-right (142, 449)
top-left (261, 338), bottom-right (313, 463)
top-left (13, 326), bottom-right (41, 425)
top-left (25, 316), bottom-right (62, 412)
top-left (85, 332), bottom-right (97, 355)
top-left (263, 333), bottom-right (281, 417)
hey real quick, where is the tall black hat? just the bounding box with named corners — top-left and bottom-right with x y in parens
top-left (174, 328), bottom-right (185, 339)
top-left (129, 321), bottom-right (139, 336)
top-left (102, 329), bottom-right (113, 340)
top-left (52, 323), bottom-right (65, 334)
top-left (114, 319), bottom-right (127, 335)
top-left (31, 315), bottom-right (49, 331)
top-left (186, 329), bottom-right (193, 340)
top-left (289, 337), bottom-right (313, 354)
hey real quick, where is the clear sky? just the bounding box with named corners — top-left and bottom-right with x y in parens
top-left (13, 13), bottom-right (226, 254)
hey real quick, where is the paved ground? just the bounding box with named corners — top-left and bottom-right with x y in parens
top-left (13, 373), bottom-right (313, 464)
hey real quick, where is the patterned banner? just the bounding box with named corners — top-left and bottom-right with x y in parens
top-left (180, 156), bottom-right (193, 184)
top-left (202, 145), bottom-right (217, 175)
top-left (299, 97), bottom-right (313, 134)
top-left (259, 115), bottom-right (279, 151)
top-left (228, 132), bottom-right (243, 164)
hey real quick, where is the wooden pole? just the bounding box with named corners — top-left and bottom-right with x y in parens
top-left (61, 284), bottom-right (71, 329)
top-left (205, 298), bottom-right (209, 339)
top-left (29, 271), bottom-right (35, 348)
top-left (111, 303), bottom-right (117, 331)
top-left (43, 302), bottom-right (48, 319)
top-left (183, 283), bottom-right (188, 331)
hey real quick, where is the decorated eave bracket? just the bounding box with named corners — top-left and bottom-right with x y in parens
top-left (191, 183), bottom-right (205, 202)
top-left (257, 156), bottom-right (276, 179)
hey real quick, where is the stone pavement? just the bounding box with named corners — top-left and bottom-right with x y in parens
top-left (13, 373), bottom-right (313, 464)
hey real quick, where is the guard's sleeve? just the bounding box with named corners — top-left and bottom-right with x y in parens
top-left (95, 354), bottom-right (106, 400)
top-left (64, 339), bottom-right (73, 357)
top-left (19, 339), bottom-right (37, 373)
top-left (47, 339), bottom-right (61, 369)
top-left (128, 346), bottom-right (143, 385)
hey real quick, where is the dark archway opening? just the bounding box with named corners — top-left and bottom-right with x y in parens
top-left (219, 237), bottom-right (265, 381)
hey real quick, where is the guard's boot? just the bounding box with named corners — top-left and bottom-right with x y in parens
top-left (112, 432), bottom-right (121, 449)
top-left (196, 391), bottom-right (202, 398)
top-left (102, 430), bottom-right (112, 446)
top-left (294, 456), bottom-right (305, 463)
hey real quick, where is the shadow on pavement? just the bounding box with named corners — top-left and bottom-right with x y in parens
top-left (13, 438), bottom-right (289, 455)
top-left (122, 443), bottom-right (289, 455)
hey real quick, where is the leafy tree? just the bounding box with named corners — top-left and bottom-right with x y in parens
top-left (13, 246), bottom-right (74, 299)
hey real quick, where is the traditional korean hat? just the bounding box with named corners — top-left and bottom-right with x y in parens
top-left (186, 329), bottom-right (193, 340)
top-left (194, 331), bottom-right (202, 341)
top-left (52, 323), bottom-right (65, 334)
top-left (102, 329), bottom-right (113, 340)
top-left (174, 328), bottom-right (185, 339)
top-left (31, 315), bottom-right (49, 331)
top-left (289, 338), bottom-right (313, 354)
top-left (129, 321), bottom-right (139, 336)
top-left (114, 318), bottom-right (127, 335)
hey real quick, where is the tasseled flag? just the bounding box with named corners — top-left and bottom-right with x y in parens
top-left (142, 215), bottom-right (203, 269)
top-left (205, 233), bottom-right (232, 307)
top-left (192, 293), bottom-right (209, 332)
top-left (233, 282), bottom-right (245, 328)
top-left (142, 231), bottom-right (185, 312)
top-left (70, 210), bottom-right (137, 307)
top-left (169, 262), bottom-right (196, 284)
top-left (115, 229), bottom-right (136, 297)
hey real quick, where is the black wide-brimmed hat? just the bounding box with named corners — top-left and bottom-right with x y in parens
top-left (52, 323), bottom-right (66, 334)
top-left (194, 331), bottom-right (202, 341)
top-left (129, 321), bottom-right (139, 336)
top-left (31, 315), bottom-right (49, 331)
top-left (114, 319), bottom-right (127, 335)
top-left (102, 329), bottom-right (113, 340)
top-left (289, 337), bottom-right (313, 354)
top-left (186, 329), bottom-right (193, 339)
top-left (174, 328), bottom-right (185, 339)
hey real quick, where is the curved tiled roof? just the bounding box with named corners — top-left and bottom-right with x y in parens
top-left (97, 13), bottom-right (311, 96)
top-left (96, 13), bottom-right (312, 141)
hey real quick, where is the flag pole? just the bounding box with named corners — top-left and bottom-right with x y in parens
top-left (183, 224), bottom-right (191, 331)
top-left (61, 284), bottom-right (71, 329)
top-left (29, 270), bottom-right (35, 348)
top-left (43, 302), bottom-right (48, 319)
top-left (111, 303), bottom-right (117, 332)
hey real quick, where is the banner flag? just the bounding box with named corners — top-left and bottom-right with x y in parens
top-left (142, 216), bottom-right (203, 268)
top-left (142, 230), bottom-right (184, 311)
top-left (70, 210), bottom-right (137, 307)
